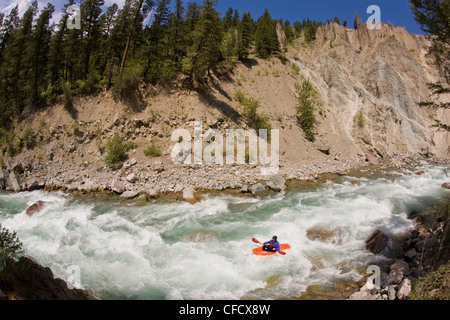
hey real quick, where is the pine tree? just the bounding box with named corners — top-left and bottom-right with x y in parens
top-left (80, 0), bottom-right (105, 81)
top-left (284, 20), bottom-right (295, 44)
top-left (410, 0), bottom-right (450, 125)
top-left (29, 3), bottom-right (54, 106)
top-left (254, 9), bottom-right (279, 59)
top-left (2, 1), bottom-right (38, 116)
top-left (185, 0), bottom-right (223, 83)
top-left (238, 11), bottom-right (254, 60)
top-left (223, 7), bottom-right (233, 30)
top-left (166, 0), bottom-right (186, 64)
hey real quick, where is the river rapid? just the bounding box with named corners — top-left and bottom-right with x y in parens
top-left (0, 162), bottom-right (448, 300)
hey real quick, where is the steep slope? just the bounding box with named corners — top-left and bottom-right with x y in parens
top-left (1, 20), bottom-right (448, 194)
top-left (311, 19), bottom-right (449, 159)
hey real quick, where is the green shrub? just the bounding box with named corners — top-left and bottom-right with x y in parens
top-left (0, 224), bottom-right (24, 270)
top-left (291, 64), bottom-right (300, 76)
top-left (234, 90), bottom-right (246, 104)
top-left (355, 110), bottom-right (365, 128)
top-left (144, 144), bottom-right (161, 158)
top-left (62, 81), bottom-right (73, 110)
top-left (235, 92), bottom-right (272, 141)
top-left (104, 133), bottom-right (128, 166)
top-left (295, 79), bottom-right (320, 142)
top-left (112, 66), bottom-right (141, 100)
top-left (21, 127), bottom-right (35, 150)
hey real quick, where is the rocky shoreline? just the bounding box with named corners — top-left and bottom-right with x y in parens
top-left (0, 256), bottom-right (91, 300)
top-left (1, 152), bottom-right (447, 203)
top-left (348, 194), bottom-right (450, 300)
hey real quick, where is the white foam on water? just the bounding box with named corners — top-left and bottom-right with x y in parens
top-left (0, 164), bottom-right (448, 299)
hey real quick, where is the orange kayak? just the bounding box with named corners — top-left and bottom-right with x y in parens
top-left (252, 244), bottom-right (291, 256)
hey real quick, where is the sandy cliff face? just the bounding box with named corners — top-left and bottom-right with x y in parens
top-left (306, 19), bottom-right (449, 159)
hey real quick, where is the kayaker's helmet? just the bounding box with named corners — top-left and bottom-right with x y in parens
top-left (272, 236), bottom-right (278, 241)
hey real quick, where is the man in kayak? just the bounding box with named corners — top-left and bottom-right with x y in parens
top-left (263, 236), bottom-right (280, 252)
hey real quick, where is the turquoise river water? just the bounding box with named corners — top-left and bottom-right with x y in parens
top-left (0, 162), bottom-right (448, 300)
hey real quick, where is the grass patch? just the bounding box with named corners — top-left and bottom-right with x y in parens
top-left (235, 91), bottom-right (272, 140)
top-left (144, 144), bottom-right (161, 158)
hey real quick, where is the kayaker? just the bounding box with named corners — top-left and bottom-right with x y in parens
top-left (263, 236), bottom-right (280, 252)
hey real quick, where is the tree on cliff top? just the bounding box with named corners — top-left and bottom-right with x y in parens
top-left (410, 0), bottom-right (450, 134)
top-left (409, 0), bottom-right (450, 80)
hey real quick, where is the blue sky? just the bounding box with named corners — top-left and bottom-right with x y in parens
top-left (0, 0), bottom-right (424, 35)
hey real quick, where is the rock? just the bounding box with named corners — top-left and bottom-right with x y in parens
top-left (388, 285), bottom-right (397, 300)
top-left (365, 230), bottom-right (389, 254)
top-left (240, 185), bottom-right (249, 193)
top-left (147, 189), bottom-right (159, 198)
top-left (126, 173), bottom-right (137, 183)
top-left (265, 175), bottom-right (286, 191)
top-left (404, 248), bottom-right (417, 259)
top-left (348, 291), bottom-right (378, 300)
top-left (306, 226), bottom-right (343, 245)
top-left (288, 172), bottom-right (300, 180)
top-left (137, 194), bottom-right (147, 201)
top-left (0, 256), bottom-right (89, 300)
top-left (7, 171), bottom-right (21, 192)
top-left (365, 153), bottom-right (379, 165)
top-left (183, 187), bottom-right (203, 205)
top-left (0, 169), bottom-right (5, 189)
top-left (415, 235), bottom-right (437, 252)
top-left (120, 191), bottom-right (139, 199)
top-left (396, 278), bottom-right (412, 300)
top-left (183, 187), bottom-right (195, 201)
top-left (229, 180), bottom-right (242, 189)
top-left (174, 183), bottom-right (184, 193)
top-left (124, 158), bottom-right (137, 168)
top-left (111, 179), bottom-right (125, 194)
top-left (415, 170), bottom-right (425, 175)
top-left (389, 260), bottom-right (409, 284)
top-left (276, 22), bottom-right (288, 51)
top-left (317, 145), bottom-right (331, 155)
top-left (250, 183), bottom-right (266, 194)
top-left (441, 182), bottom-right (450, 189)
top-left (153, 161), bottom-right (165, 173)
top-left (26, 201), bottom-right (46, 217)
top-left (27, 178), bottom-right (45, 191)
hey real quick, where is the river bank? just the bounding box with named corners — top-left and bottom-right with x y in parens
top-left (1, 152), bottom-right (448, 203)
top-left (348, 194), bottom-right (450, 300)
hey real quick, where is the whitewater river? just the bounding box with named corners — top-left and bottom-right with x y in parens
top-left (0, 163), bottom-right (448, 300)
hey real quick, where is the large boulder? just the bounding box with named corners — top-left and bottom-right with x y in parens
top-left (27, 178), bottom-right (45, 191)
top-left (183, 187), bottom-right (203, 205)
top-left (365, 153), bottom-right (379, 165)
top-left (396, 278), bottom-right (412, 300)
top-left (365, 230), bottom-right (389, 254)
top-left (111, 179), bottom-right (125, 194)
top-left (389, 260), bottom-right (409, 284)
top-left (250, 183), bottom-right (266, 195)
top-left (26, 201), bottom-right (46, 217)
top-left (0, 169), bottom-right (5, 189)
top-left (119, 191), bottom-right (139, 200)
top-left (348, 291), bottom-right (378, 300)
top-left (265, 175), bottom-right (286, 191)
top-left (0, 256), bottom-right (90, 300)
top-left (6, 171), bottom-right (21, 192)
top-left (441, 182), bottom-right (450, 189)
top-left (415, 235), bottom-right (437, 252)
